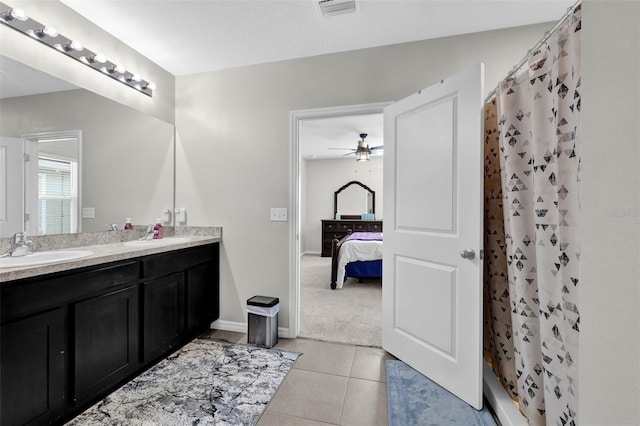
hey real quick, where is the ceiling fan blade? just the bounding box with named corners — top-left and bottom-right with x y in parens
top-left (342, 152), bottom-right (355, 156)
top-left (370, 145), bottom-right (384, 150)
top-left (328, 147), bottom-right (356, 151)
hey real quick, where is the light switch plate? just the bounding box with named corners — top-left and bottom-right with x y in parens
top-left (160, 208), bottom-right (171, 223)
top-left (175, 207), bottom-right (187, 224)
top-left (82, 207), bottom-right (95, 219)
top-left (270, 208), bottom-right (287, 221)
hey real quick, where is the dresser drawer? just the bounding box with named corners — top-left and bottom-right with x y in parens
top-left (368, 222), bottom-right (382, 232)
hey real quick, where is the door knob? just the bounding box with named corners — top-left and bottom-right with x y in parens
top-left (460, 249), bottom-right (475, 259)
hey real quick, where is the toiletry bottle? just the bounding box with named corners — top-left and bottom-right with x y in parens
top-left (124, 218), bottom-right (133, 230)
top-left (152, 218), bottom-right (164, 239)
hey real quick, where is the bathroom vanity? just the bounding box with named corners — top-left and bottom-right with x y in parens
top-left (0, 234), bottom-right (220, 425)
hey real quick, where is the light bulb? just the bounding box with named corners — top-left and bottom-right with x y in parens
top-left (129, 73), bottom-right (142, 82)
top-left (36, 26), bottom-right (58, 38)
top-left (64, 40), bottom-right (83, 52)
top-left (108, 64), bottom-right (125, 74)
top-left (89, 53), bottom-right (106, 64)
top-left (145, 82), bottom-right (157, 91)
top-left (2, 7), bottom-right (28, 22)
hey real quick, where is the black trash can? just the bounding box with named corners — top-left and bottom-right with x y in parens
top-left (247, 296), bottom-right (279, 348)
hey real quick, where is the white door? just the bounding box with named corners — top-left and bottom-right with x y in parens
top-left (382, 63), bottom-right (484, 409)
top-left (0, 137), bottom-right (24, 238)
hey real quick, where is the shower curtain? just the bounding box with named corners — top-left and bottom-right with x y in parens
top-left (485, 4), bottom-right (581, 425)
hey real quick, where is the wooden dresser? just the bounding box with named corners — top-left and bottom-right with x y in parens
top-left (321, 219), bottom-right (383, 257)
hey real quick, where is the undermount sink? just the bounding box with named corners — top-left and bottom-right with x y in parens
top-left (123, 237), bottom-right (192, 247)
top-left (0, 250), bottom-right (94, 268)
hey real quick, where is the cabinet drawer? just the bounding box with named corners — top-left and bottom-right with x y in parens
top-left (1, 261), bottom-right (139, 323)
top-left (324, 232), bottom-right (348, 242)
top-left (323, 222), bottom-right (338, 232)
top-left (352, 222), bottom-right (369, 231)
top-left (368, 222), bottom-right (382, 231)
top-left (142, 245), bottom-right (215, 279)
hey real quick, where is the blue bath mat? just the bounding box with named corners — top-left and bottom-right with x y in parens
top-left (386, 360), bottom-right (497, 426)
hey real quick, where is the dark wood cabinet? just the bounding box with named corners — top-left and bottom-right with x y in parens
top-left (321, 219), bottom-right (383, 256)
top-left (1, 309), bottom-right (65, 426)
top-left (186, 261), bottom-right (219, 334)
top-left (143, 273), bottom-right (185, 363)
top-left (73, 285), bottom-right (139, 405)
top-left (0, 242), bottom-right (219, 426)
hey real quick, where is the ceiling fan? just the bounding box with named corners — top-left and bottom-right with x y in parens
top-left (330, 133), bottom-right (383, 161)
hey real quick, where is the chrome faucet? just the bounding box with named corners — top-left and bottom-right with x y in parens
top-left (138, 225), bottom-right (155, 241)
top-left (2, 232), bottom-right (33, 257)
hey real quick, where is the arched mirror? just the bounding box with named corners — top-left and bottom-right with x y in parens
top-left (334, 181), bottom-right (375, 220)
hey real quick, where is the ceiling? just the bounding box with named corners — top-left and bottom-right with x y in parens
top-left (300, 113), bottom-right (383, 160)
top-left (5, 0), bottom-right (572, 160)
top-left (60, 0), bottom-right (573, 76)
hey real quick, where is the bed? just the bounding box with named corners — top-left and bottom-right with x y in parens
top-left (330, 231), bottom-right (383, 289)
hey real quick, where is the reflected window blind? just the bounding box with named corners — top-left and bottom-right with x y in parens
top-left (38, 157), bottom-right (78, 234)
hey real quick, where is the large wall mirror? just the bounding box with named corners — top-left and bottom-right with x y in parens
top-left (0, 55), bottom-right (174, 237)
top-left (334, 180), bottom-right (375, 220)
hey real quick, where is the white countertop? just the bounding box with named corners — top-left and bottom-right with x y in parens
top-left (1, 229), bottom-right (221, 283)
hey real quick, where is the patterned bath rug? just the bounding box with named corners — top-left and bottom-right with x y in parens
top-left (67, 339), bottom-right (300, 426)
top-left (386, 360), bottom-right (497, 426)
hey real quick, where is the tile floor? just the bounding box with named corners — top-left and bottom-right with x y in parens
top-left (203, 330), bottom-right (395, 426)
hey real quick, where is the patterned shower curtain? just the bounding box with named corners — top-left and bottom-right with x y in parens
top-left (483, 98), bottom-right (519, 400)
top-left (495, 5), bottom-right (581, 425)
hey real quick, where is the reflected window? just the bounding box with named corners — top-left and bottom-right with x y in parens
top-left (38, 157), bottom-right (78, 234)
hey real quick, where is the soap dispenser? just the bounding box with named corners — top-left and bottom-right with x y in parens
top-left (124, 218), bottom-right (133, 230)
top-left (152, 218), bottom-right (164, 239)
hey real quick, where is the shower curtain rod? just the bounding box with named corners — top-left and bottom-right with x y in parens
top-left (484, 0), bottom-right (581, 103)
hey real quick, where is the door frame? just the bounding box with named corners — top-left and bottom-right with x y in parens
top-left (288, 101), bottom-right (392, 338)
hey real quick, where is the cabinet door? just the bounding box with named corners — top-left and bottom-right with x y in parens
top-left (143, 272), bottom-right (185, 362)
top-left (73, 285), bottom-right (139, 405)
top-left (186, 262), bottom-right (219, 335)
top-left (1, 309), bottom-right (65, 426)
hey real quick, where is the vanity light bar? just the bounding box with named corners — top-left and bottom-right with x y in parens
top-left (0, 3), bottom-right (155, 97)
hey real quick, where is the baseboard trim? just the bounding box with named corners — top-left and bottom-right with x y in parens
top-left (483, 363), bottom-right (527, 425)
top-left (302, 250), bottom-right (320, 256)
top-left (210, 319), bottom-right (292, 339)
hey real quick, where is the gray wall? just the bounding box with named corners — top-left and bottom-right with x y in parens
top-left (4, 2), bottom-right (639, 422)
top-left (1, 89), bottom-right (174, 231)
top-left (580, 1), bottom-right (640, 423)
top-left (175, 22), bottom-right (553, 326)
top-left (303, 157), bottom-right (383, 254)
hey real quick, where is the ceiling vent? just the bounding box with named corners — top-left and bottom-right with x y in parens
top-left (318, 0), bottom-right (358, 17)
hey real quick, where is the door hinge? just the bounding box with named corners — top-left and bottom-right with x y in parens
top-left (23, 153), bottom-right (30, 162)
top-left (480, 249), bottom-right (484, 260)
top-left (24, 213), bottom-right (30, 222)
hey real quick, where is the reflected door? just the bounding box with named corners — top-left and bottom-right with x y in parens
top-left (382, 64), bottom-right (484, 409)
top-left (0, 137), bottom-right (24, 238)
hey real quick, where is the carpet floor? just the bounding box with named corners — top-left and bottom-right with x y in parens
top-left (66, 339), bottom-right (299, 426)
top-left (299, 254), bottom-right (382, 347)
top-left (386, 360), bottom-right (497, 426)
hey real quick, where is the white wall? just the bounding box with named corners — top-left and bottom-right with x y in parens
top-left (579, 1), bottom-right (640, 424)
top-left (175, 22), bottom-right (553, 328)
top-left (303, 157), bottom-right (383, 254)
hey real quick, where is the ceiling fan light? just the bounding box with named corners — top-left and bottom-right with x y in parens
top-left (356, 151), bottom-right (369, 162)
